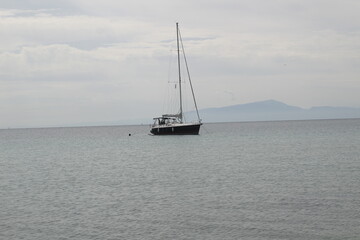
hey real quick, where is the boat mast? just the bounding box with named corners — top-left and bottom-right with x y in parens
top-left (176, 22), bottom-right (183, 123)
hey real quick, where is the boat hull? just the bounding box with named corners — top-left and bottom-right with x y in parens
top-left (150, 123), bottom-right (201, 135)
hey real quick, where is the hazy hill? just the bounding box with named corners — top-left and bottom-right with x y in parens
top-left (53, 100), bottom-right (360, 128)
top-left (186, 100), bottom-right (360, 123)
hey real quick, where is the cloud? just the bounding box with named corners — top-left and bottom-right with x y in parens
top-left (1, 1), bottom-right (360, 128)
top-left (0, 12), bottom-right (156, 51)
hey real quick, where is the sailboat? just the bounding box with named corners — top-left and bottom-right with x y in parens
top-left (150, 23), bottom-right (202, 135)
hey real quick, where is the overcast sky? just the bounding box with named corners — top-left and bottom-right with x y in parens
top-left (1, 0), bottom-right (359, 128)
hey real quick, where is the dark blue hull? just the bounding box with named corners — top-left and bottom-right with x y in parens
top-left (150, 123), bottom-right (201, 135)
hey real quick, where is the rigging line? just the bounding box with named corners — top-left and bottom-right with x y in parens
top-left (164, 44), bottom-right (178, 114)
top-left (163, 52), bottom-right (172, 115)
top-left (167, 49), bottom-right (173, 83)
top-left (178, 29), bottom-right (202, 123)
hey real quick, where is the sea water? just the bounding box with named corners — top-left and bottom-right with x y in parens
top-left (1, 119), bottom-right (360, 239)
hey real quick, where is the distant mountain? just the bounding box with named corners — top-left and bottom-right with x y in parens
top-left (50, 100), bottom-right (360, 128)
top-left (187, 100), bottom-right (360, 123)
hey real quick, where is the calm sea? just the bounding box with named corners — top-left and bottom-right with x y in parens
top-left (1, 119), bottom-right (360, 240)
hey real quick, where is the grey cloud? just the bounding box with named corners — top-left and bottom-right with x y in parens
top-left (1, 0), bottom-right (360, 128)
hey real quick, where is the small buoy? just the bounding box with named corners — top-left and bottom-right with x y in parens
top-left (129, 133), bottom-right (131, 136)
